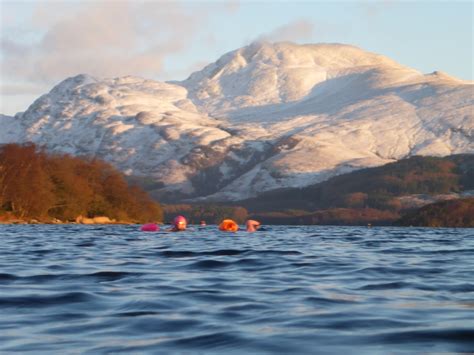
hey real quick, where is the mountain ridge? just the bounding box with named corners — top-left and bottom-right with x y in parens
top-left (1, 42), bottom-right (473, 202)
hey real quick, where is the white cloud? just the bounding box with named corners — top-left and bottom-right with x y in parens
top-left (257, 19), bottom-right (315, 43)
top-left (0, 0), bottom-right (225, 85)
top-left (0, 83), bottom-right (48, 96)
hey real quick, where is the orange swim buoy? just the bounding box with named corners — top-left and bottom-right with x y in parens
top-left (219, 219), bottom-right (239, 232)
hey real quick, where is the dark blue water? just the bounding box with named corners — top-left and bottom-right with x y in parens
top-left (0, 225), bottom-right (473, 353)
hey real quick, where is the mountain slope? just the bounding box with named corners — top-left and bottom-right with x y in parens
top-left (179, 42), bottom-right (473, 200)
top-left (1, 42), bottom-right (473, 202)
top-left (3, 75), bottom-right (235, 196)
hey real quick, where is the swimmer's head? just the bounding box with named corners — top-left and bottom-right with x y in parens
top-left (219, 219), bottom-right (239, 232)
top-left (246, 219), bottom-right (261, 232)
top-left (173, 215), bottom-right (187, 231)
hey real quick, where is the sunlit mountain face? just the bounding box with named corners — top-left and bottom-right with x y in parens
top-left (1, 42), bottom-right (473, 202)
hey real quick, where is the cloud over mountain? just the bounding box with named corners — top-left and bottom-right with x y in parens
top-left (257, 19), bottom-right (315, 42)
top-left (2, 1), bottom-right (205, 83)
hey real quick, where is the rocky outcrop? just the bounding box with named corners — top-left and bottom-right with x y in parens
top-left (75, 216), bottom-right (115, 224)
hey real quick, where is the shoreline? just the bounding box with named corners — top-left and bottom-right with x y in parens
top-left (0, 220), bottom-right (138, 225)
top-left (0, 215), bottom-right (139, 225)
top-left (1, 220), bottom-right (472, 228)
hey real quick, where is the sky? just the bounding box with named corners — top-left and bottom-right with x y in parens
top-left (0, 0), bottom-right (472, 115)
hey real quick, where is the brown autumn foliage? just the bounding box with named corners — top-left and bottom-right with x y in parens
top-left (158, 155), bottom-right (474, 226)
top-left (240, 154), bottom-right (474, 213)
top-left (0, 143), bottom-right (163, 222)
top-left (397, 198), bottom-right (474, 227)
top-left (234, 154), bottom-right (474, 226)
top-left (0, 143), bottom-right (54, 218)
top-left (343, 192), bottom-right (368, 208)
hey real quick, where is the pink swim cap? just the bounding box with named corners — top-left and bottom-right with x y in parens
top-left (140, 223), bottom-right (159, 232)
top-left (173, 215), bottom-right (187, 227)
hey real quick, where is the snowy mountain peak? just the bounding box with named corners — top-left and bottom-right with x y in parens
top-left (181, 42), bottom-right (422, 117)
top-left (1, 42), bottom-right (473, 202)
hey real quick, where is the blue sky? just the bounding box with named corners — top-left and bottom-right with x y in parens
top-left (1, 0), bottom-right (472, 115)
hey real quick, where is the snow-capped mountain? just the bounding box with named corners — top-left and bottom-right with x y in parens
top-left (1, 42), bottom-right (473, 201)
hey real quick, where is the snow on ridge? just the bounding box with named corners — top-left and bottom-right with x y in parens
top-left (179, 41), bottom-right (424, 117)
top-left (1, 42), bottom-right (473, 202)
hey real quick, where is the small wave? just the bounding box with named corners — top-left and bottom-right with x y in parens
top-left (162, 249), bottom-right (302, 258)
top-left (372, 328), bottom-right (474, 346)
top-left (233, 258), bottom-right (264, 266)
top-left (169, 289), bottom-right (249, 304)
top-left (0, 292), bottom-right (95, 308)
top-left (117, 299), bottom-right (179, 312)
top-left (304, 296), bottom-right (357, 305)
top-left (223, 302), bottom-right (271, 312)
top-left (129, 318), bottom-right (201, 333)
top-left (284, 316), bottom-right (416, 332)
top-left (291, 262), bottom-right (315, 268)
top-left (357, 281), bottom-right (411, 290)
top-left (41, 312), bottom-right (90, 321)
top-left (445, 283), bottom-right (474, 293)
top-left (87, 271), bottom-right (139, 281)
top-left (188, 260), bottom-right (230, 269)
top-left (256, 250), bottom-right (302, 255)
top-left (162, 249), bottom-right (249, 258)
top-left (166, 331), bottom-right (248, 349)
top-left (76, 242), bottom-right (95, 247)
top-left (3, 271), bottom-right (139, 284)
top-left (31, 249), bottom-right (57, 256)
top-left (112, 311), bottom-right (159, 317)
top-left (24, 274), bottom-right (63, 283)
top-left (162, 250), bottom-right (196, 258)
top-left (209, 249), bottom-right (249, 256)
top-left (354, 266), bottom-right (445, 277)
top-left (0, 273), bottom-right (17, 282)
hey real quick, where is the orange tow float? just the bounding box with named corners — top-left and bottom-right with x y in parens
top-left (219, 219), bottom-right (239, 232)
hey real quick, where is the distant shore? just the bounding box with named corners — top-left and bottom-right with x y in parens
top-left (0, 221), bottom-right (136, 225)
top-left (0, 215), bottom-right (138, 225)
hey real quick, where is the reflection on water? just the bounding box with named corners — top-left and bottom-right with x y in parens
top-left (0, 225), bottom-right (473, 353)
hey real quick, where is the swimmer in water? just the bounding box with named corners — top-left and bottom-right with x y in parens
top-left (200, 220), bottom-right (206, 226)
top-left (168, 215), bottom-right (187, 232)
top-left (219, 219), bottom-right (239, 232)
top-left (140, 223), bottom-right (160, 232)
top-left (246, 219), bottom-right (261, 232)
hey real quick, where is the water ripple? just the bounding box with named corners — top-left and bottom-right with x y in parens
top-left (0, 224), bottom-right (473, 353)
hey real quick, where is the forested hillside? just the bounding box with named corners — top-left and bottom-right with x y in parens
top-left (238, 155), bottom-right (474, 225)
top-left (0, 143), bottom-right (162, 223)
top-left (242, 155), bottom-right (474, 212)
top-left (397, 198), bottom-right (474, 227)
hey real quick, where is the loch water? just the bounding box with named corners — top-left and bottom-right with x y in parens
top-left (0, 225), bottom-right (473, 354)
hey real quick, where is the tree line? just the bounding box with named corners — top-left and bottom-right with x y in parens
top-left (0, 143), bottom-right (163, 222)
top-left (241, 154), bottom-right (474, 213)
top-left (397, 198), bottom-right (474, 227)
top-left (162, 204), bottom-right (248, 224)
top-left (234, 154), bottom-right (474, 225)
